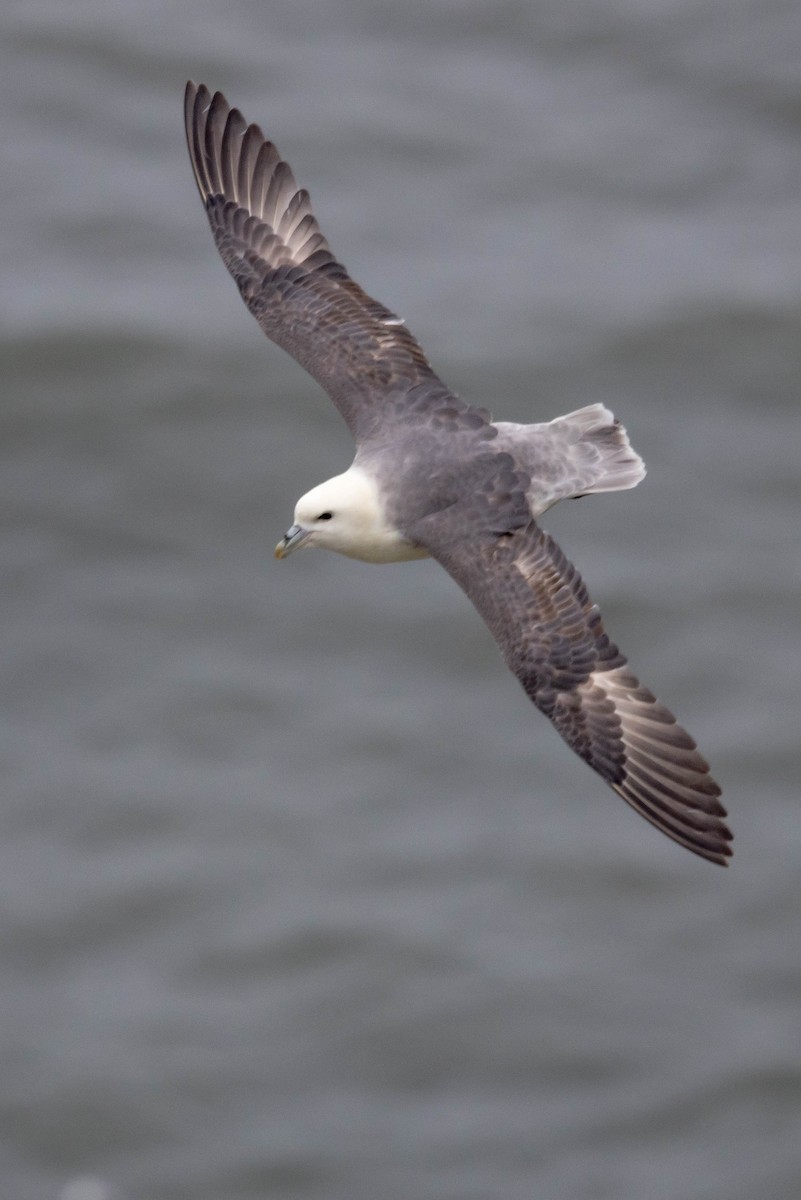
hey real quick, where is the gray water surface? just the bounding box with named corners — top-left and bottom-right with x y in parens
top-left (2, 2), bottom-right (800, 1198)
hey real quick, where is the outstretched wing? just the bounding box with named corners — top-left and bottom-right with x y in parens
top-left (184, 82), bottom-right (451, 442)
top-left (412, 477), bottom-right (731, 865)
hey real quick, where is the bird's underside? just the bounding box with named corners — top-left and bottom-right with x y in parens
top-left (184, 81), bottom-right (732, 866)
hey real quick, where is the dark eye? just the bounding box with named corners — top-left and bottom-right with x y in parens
top-left (317, 512), bottom-right (333, 521)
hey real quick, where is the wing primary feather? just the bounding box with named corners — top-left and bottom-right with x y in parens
top-left (415, 490), bottom-right (731, 866)
top-left (183, 81), bottom-right (469, 440)
top-left (220, 105), bottom-right (246, 200)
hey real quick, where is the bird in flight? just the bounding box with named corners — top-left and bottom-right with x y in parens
top-left (184, 82), bottom-right (731, 866)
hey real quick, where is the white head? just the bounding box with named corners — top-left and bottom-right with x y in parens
top-left (275, 465), bottom-right (420, 564)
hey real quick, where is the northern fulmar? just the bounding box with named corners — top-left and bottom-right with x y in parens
top-left (184, 82), bottom-right (731, 866)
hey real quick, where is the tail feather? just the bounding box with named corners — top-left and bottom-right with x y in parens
top-left (548, 404), bottom-right (646, 497)
top-left (493, 403), bottom-right (646, 516)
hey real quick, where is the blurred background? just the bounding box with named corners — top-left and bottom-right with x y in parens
top-left (1, 1), bottom-right (799, 1197)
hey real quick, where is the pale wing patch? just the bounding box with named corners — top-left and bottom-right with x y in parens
top-left (576, 666), bottom-right (730, 864)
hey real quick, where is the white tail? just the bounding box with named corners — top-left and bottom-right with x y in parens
top-left (493, 403), bottom-right (646, 516)
top-left (548, 403), bottom-right (646, 495)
